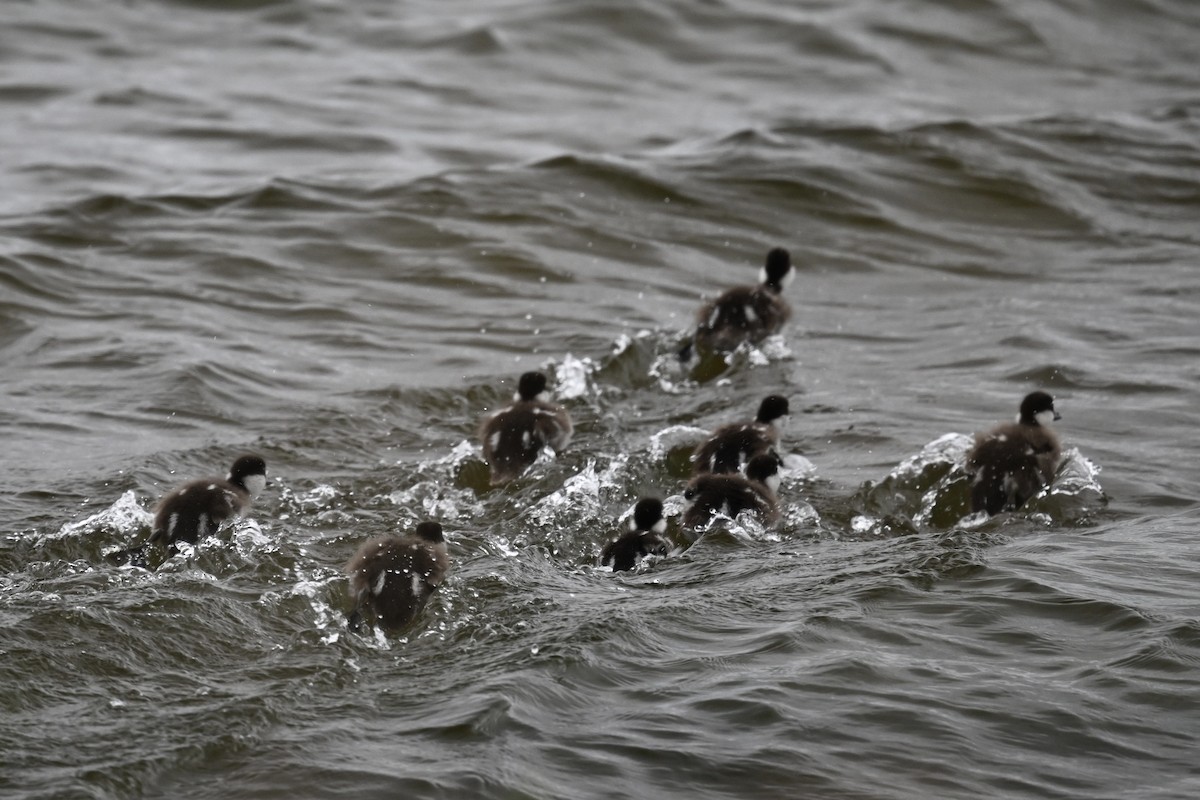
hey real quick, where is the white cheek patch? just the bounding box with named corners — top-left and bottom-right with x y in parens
top-left (779, 267), bottom-right (795, 289)
top-left (652, 518), bottom-right (667, 534)
top-left (243, 474), bottom-right (267, 499)
top-left (764, 474), bottom-right (781, 493)
top-left (1035, 409), bottom-right (1057, 427)
top-left (758, 266), bottom-right (769, 285)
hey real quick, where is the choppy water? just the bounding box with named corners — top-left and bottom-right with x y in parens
top-left (3, 1), bottom-right (1200, 798)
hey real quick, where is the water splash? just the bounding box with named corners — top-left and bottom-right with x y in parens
top-left (549, 353), bottom-right (598, 400)
top-left (859, 433), bottom-right (1106, 532)
top-left (56, 489), bottom-right (152, 541)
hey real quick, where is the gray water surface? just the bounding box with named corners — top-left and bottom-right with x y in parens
top-left (3, 1), bottom-right (1199, 798)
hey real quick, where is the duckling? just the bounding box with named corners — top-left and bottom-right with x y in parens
top-left (966, 391), bottom-right (1062, 515)
top-left (680, 247), bottom-right (794, 359)
top-left (682, 453), bottom-right (782, 529)
top-left (106, 454), bottom-right (268, 566)
top-left (692, 394), bottom-right (789, 474)
top-left (600, 498), bottom-right (670, 572)
top-left (479, 371), bottom-right (573, 485)
top-left (346, 521), bottom-right (450, 633)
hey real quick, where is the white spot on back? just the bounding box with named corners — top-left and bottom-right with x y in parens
top-left (743, 305), bottom-right (758, 323)
top-left (488, 431), bottom-right (501, 450)
top-left (410, 572), bottom-right (423, 598)
top-left (521, 430), bottom-right (532, 449)
top-left (372, 570), bottom-right (387, 596)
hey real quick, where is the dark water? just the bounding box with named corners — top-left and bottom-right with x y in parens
top-left (3, 0), bottom-right (1200, 797)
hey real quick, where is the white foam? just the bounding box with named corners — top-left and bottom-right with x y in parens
top-left (1048, 447), bottom-right (1104, 497)
top-left (648, 352), bottom-right (692, 394)
top-left (55, 490), bottom-right (153, 540)
top-left (779, 453), bottom-right (817, 481)
top-left (892, 432), bottom-right (974, 479)
top-left (526, 460), bottom-right (603, 528)
top-left (647, 424), bottom-right (709, 460)
top-left (551, 353), bottom-right (598, 400)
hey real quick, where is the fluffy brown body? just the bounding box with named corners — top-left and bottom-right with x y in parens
top-left (106, 454), bottom-right (267, 567)
top-left (346, 525), bottom-right (449, 632)
top-left (479, 401), bottom-right (573, 485)
top-left (693, 286), bottom-right (791, 354)
top-left (600, 498), bottom-right (670, 572)
top-left (149, 478), bottom-right (252, 550)
top-left (692, 421), bottom-right (780, 475)
top-left (600, 530), bottom-right (670, 572)
top-left (682, 471), bottom-right (780, 529)
top-left (966, 423), bottom-right (1061, 515)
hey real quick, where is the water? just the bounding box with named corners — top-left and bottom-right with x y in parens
top-left (3, 0), bottom-right (1199, 797)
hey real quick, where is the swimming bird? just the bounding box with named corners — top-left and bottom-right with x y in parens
top-left (692, 394), bottom-right (789, 474)
top-left (680, 247), bottom-right (794, 359)
top-left (345, 521), bottom-right (450, 633)
top-left (600, 497), bottom-right (670, 572)
top-left (479, 371), bottom-right (573, 485)
top-left (682, 453), bottom-right (782, 529)
top-left (965, 391), bottom-right (1063, 515)
top-left (106, 454), bottom-right (268, 566)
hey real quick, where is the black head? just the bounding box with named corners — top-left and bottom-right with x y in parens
top-left (516, 371), bottom-right (549, 401)
top-left (745, 452), bottom-right (782, 484)
top-left (631, 497), bottom-right (665, 531)
top-left (756, 395), bottom-right (790, 424)
top-left (414, 521), bottom-right (445, 543)
top-left (1018, 391), bottom-right (1061, 426)
top-left (228, 454), bottom-right (267, 482)
top-left (761, 247), bottom-right (793, 291)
